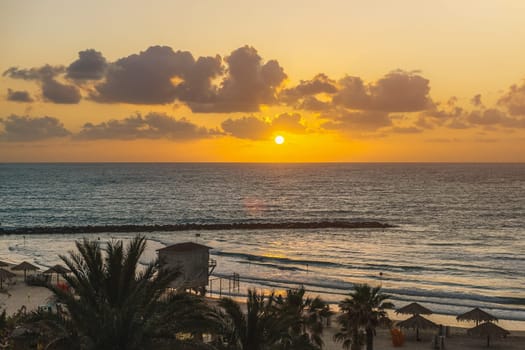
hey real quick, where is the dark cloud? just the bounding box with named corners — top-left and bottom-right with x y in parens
top-left (0, 115), bottom-right (70, 142)
top-left (190, 46), bottom-right (286, 113)
top-left (322, 110), bottom-right (392, 132)
top-left (271, 113), bottom-right (306, 133)
top-left (7, 89), bottom-right (33, 102)
top-left (42, 78), bottom-right (81, 104)
top-left (66, 49), bottom-right (107, 80)
top-left (390, 126), bottom-right (423, 134)
top-left (76, 112), bottom-right (214, 140)
top-left (280, 73), bottom-right (337, 102)
top-left (3, 64), bottom-right (80, 103)
top-left (175, 55), bottom-right (223, 104)
top-left (498, 81), bottom-right (525, 116)
top-left (221, 116), bottom-right (271, 140)
top-left (92, 46), bottom-right (196, 104)
top-left (463, 108), bottom-right (525, 128)
top-left (3, 65), bottom-right (65, 80)
top-left (333, 70), bottom-right (432, 112)
top-left (221, 112), bottom-right (306, 140)
top-left (467, 108), bottom-right (506, 125)
top-left (471, 94), bottom-right (483, 107)
top-left (296, 96), bottom-right (332, 111)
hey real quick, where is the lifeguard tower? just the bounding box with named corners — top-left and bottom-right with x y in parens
top-left (157, 242), bottom-right (216, 294)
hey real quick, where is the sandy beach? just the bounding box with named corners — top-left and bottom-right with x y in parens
top-left (1, 268), bottom-right (524, 349)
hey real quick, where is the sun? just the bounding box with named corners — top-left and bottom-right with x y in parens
top-left (274, 135), bottom-right (285, 145)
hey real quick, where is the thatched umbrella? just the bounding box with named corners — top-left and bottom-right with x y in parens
top-left (12, 261), bottom-right (40, 281)
top-left (43, 264), bottom-right (71, 284)
top-left (0, 260), bottom-right (9, 267)
top-left (0, 268), bottom-right (16, 289)
top-left (397, 314), bottom-right (438, 341)
top-left (457, 307), bottom-right (498, 326)
top-left (395, 302), bottom-right (433, 316)
top-left (468, 321), bottom-right (509, 347)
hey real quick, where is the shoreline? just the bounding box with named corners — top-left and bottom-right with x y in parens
top-left (1, 273), bottom-right (524, 349)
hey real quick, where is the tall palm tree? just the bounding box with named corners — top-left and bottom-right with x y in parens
top-left (274, 286), bottom-right (333, 349)
top-left (216, 289), bottom-right (286, 350)
top-left (335, 284), bottom-right (393, 350)
top-left (39, 235), bottom-right (215, 350)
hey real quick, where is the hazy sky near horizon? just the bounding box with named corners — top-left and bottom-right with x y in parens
top-left (2, 0), bottom-right (525, 162)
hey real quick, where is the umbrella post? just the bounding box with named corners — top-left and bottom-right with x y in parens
top-left (416, 327), bottom-right (420, 341)
top-left (487, 335), bottom-right (490, 347)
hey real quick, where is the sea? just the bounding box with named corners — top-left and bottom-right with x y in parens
top-left (0, 163), bottom-right (524, 328)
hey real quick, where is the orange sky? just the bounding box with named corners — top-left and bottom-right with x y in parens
top-left (1, 0), bottom-right (525, 162)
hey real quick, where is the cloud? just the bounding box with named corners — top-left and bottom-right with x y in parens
top-left (271, 113), bottom-right (307, 133)
top-left (6, 89), bottom-right (33, 102)
top-left (498, 81), bottom-right (525, 116)
top-left (295, 96), bottom-right (332, 111)
top-left (3, 65), bottom-right (65, 80)
top-left (322, 110), bottom-right (392, 132)
top-left (390, 126), bottom-right (423, 134)
top-left (471, 94), bottom-right (483, 107)
top-left (333, 70), bottom-right (432, 112)
top-left (66, 49), bottom-right (107, 80)
top-left (3, 64), bottom-right (80, 103)
top-left (42, 78), bottom-right (81, 103)
top-left (174, 55), bottom-right (223, 104)
top-left (0, 115), bottom-right (71, 142)
top-left (92, 46), bottom-right (196, 104)
top-left (76, 112), bottom-right (215, 140)
top-left (189, 46), bottom-right (286, 113)
top-left (221, 112), bottom-right (306, 140)
top-left (221, 116), bottom-right (272, 140)
top-left (280, 73), bottom-right (337, 102)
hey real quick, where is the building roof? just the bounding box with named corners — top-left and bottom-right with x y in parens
top-left (157, 242), bottom-right (212, 252)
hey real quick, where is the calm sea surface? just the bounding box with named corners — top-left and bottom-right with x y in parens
top-left (0, 163), bottom-right (524, 324)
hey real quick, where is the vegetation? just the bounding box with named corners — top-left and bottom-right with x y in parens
top-left (334, 284), bottom-right (393, 350)
top-left (24, 236), bottom-right (217, 350)
top-left (2, 236), bottom-right (396, 350)
top-left (215, 287), bottom-right (331, 350)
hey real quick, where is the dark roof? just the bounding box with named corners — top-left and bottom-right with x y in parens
top-left (457, 307), bottom-right (498, 323)
top-left (43, 264), bottom-right (71, 274)
top-left (12, 261), bottom-right (40, 271)
top-left (395, 302), bottom-right (433, 315)
top-left (397, 314), bottom-right (439, 330)
top-left (157, 242), bottom-right (212, 252)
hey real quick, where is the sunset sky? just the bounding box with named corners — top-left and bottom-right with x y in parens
top-left (2, 0), bottom-right (525, 162)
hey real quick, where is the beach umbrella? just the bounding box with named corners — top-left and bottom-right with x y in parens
top-left (468, 321), bottom-right (509, 347)
top-left (43, 264), bottom-right (71, 284)
top-left (0, 260), bottom-right (9, 267)
top-left (457, 307), bottom-right (498, 326)
top-left (397, 314), bottom-right (438, 341)
top-left (0, 268), bottom-right (16, 289)
top-left (395, 302), bottom-right (433, 316)
top-left (12, 261), bottom-right (40, 280)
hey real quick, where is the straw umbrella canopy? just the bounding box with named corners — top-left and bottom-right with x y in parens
top-left (468, 321), bottom-right (510, 347)
top-left (0, 260), bottom-right (9, 267)
top-left (12, 261), bottom-right (40, 280)
top-left (43, 264), bottom-right (71, 284)
top-left (395, 302), bottom-right (433, 316)
top-left (0, 268), bottom-right (16, 289)
top-left (397, 314), bottom-right (438, 341)
top-left (457, 307), bottom-right (498, 326)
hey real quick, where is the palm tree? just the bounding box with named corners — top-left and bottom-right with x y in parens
top-left (37, 235), bottom-right (215, 350)
top-left (274, 286), bottom-right (333, 349)
top-left (335, 284), bottom-right (393, 350)
top-left (216, 289), bottom-right (286, 350)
